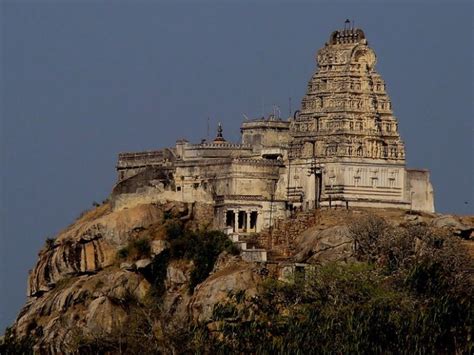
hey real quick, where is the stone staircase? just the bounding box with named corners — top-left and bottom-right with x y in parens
top-left (226, 231), bottom-right (268, 262)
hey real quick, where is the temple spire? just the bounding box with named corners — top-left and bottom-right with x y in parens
top-left (293, 26), bottom-right (405, 162)
top-left (213, 122), bottom-right (226, 143)
top-left (344, 19), bottom-right (350, 30)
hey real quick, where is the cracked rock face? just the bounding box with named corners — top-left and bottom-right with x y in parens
top-left (27, 203), bottom-right (164, 297)
top-left (189, 256), bottom-right (263, 323)
top-left (16, 270), bottom-right (149, 353)
top-left (12, 197), bottom-right (467, 354)
top-left (12, 200), bottom-right (170, 352)
top-left (294, 225), bottom-right (354, 264)
top-left (17, 202), bottom-right (167, 351)
top-left (431, 215), bottom-right (474, 238)
top-left (11, 200), bottom-right (254, 353)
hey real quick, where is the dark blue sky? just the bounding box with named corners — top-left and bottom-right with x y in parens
top-left (1, 1), bottom-right (473, 331)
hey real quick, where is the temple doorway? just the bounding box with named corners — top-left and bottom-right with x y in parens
top-left (226, 210), bottom-right (235, 231)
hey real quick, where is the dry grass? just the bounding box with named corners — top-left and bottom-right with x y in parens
top-left (461, 240), bottom-right (474, 258)
top-left (57, 203), bottom-right (112, 238)
top-left (145, 222), bottom-right (168, 241)
top-left (75, 203), bottom-right (112, 224)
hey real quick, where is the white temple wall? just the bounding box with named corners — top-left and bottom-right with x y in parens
top-left (405, 169), bottom-right (435, 213)
top-left (321, 162), bottom-right (407, 206)
top-left (288, 159), bottom-right (412, 209)
top-left (323, 162), bottom-right (405, 190)
top-left (287, 161), bottom-right (311, 206)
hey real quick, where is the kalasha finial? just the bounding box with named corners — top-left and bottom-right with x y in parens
top-left (213, 122), bottom-right (226, 143)
top-left (344, 19), bottom-right (350, 30)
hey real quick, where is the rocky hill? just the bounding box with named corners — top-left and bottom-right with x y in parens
top-left (2, 196), bottom-right (473, 353)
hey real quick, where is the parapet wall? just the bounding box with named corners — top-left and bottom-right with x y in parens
top-left (181, 143), bottom-right (253, 160)
top-left (117, 150), bottom-right (164, 168)
top-left (117, 148), bottom-right (176, 169)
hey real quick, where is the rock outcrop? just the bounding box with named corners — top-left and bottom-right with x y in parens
top-left (431, 215), bottom-right (474, 238)
top-left (294, 225), bottom-right (354, 264)
top-left (27, 203), bottom-right (164, 297)
top-left (8, 200), bottom-right (252, 352)
top-left (6, 201), bottom-right (473, 353)
top-left (190, 253), bottom-right (263, 323)
top-left (16, 270), bottom-right (149, 353)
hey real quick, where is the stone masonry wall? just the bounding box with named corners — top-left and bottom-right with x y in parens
top-left (258, 211), bottom-right (318, 259)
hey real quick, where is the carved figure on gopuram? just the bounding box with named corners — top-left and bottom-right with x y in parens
top-left (291, 25), bottom-right (405, 162)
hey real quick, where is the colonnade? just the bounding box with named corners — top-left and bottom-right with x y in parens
top-left (225, 209), bottom-right (258, 233)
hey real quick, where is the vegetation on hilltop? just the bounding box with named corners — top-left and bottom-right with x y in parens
top-left (1, 214), bottom-right (472, 354)
top-left (196, 216), bottom-right (473, 354)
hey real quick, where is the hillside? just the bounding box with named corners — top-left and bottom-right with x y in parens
top-left (1, 198), bottom-right (473, 353)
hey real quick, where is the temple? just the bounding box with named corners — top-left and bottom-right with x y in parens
top-left (113, 25), bottom-right (435, 236)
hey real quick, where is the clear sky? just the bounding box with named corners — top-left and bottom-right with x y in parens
top-left (1, 0), bottom-right (473, 332)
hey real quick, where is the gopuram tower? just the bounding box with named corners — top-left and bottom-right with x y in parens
top-left (288, 24), bottom-right (434, 211)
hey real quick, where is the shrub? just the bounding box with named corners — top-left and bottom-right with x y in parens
top-left (186, 230), bottom-right (239, 291)
top-left (146, 249), bottom-right (171, 300)
top-left (349, 214), bottom-right (390, 262)
top-left (133, 238), bottom-right (151, 257)
top-left (0, 327), bottom-right (34, 355)
top-left (133, 217), bottom-right (241, 302)
top-left (116, 238), bottom-right (151, 261)
top-left (165, 220), bottom-right (184, 240)
top-left (163, 210), bottom-right (173, 220)
top-left (196, 220), bottom-right (473, 354)
top-left (45, 237), bottom-right (56, 249)
top-left (117, 247), bottom-right (129, 259)
top-left (201, 259), bottom-right (473, 354)
top-left (77, 209), bottom-right (91, 220)
top-left (163, 221), bottom-right (239, 292)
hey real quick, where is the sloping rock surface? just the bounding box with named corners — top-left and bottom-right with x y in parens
top-left (11, 201), bottom-right (253, 352)
top-left (189, 254), bottom-right (263, 323)
top-left (294, 225), bottom-right (354, 264)
top-left (16, 270), bottom-right (149, 353)
top-left (28, 203), bottom-right (164, 296)
top-left (9, 203), bottom-right (474, 353)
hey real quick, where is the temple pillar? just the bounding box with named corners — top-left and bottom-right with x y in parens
top-left (256, 212), bottom-right (262, 232)
top-left (246, 211), bottom-right (251, 232)
top-left (234, 210), bottom-right (239, 233)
